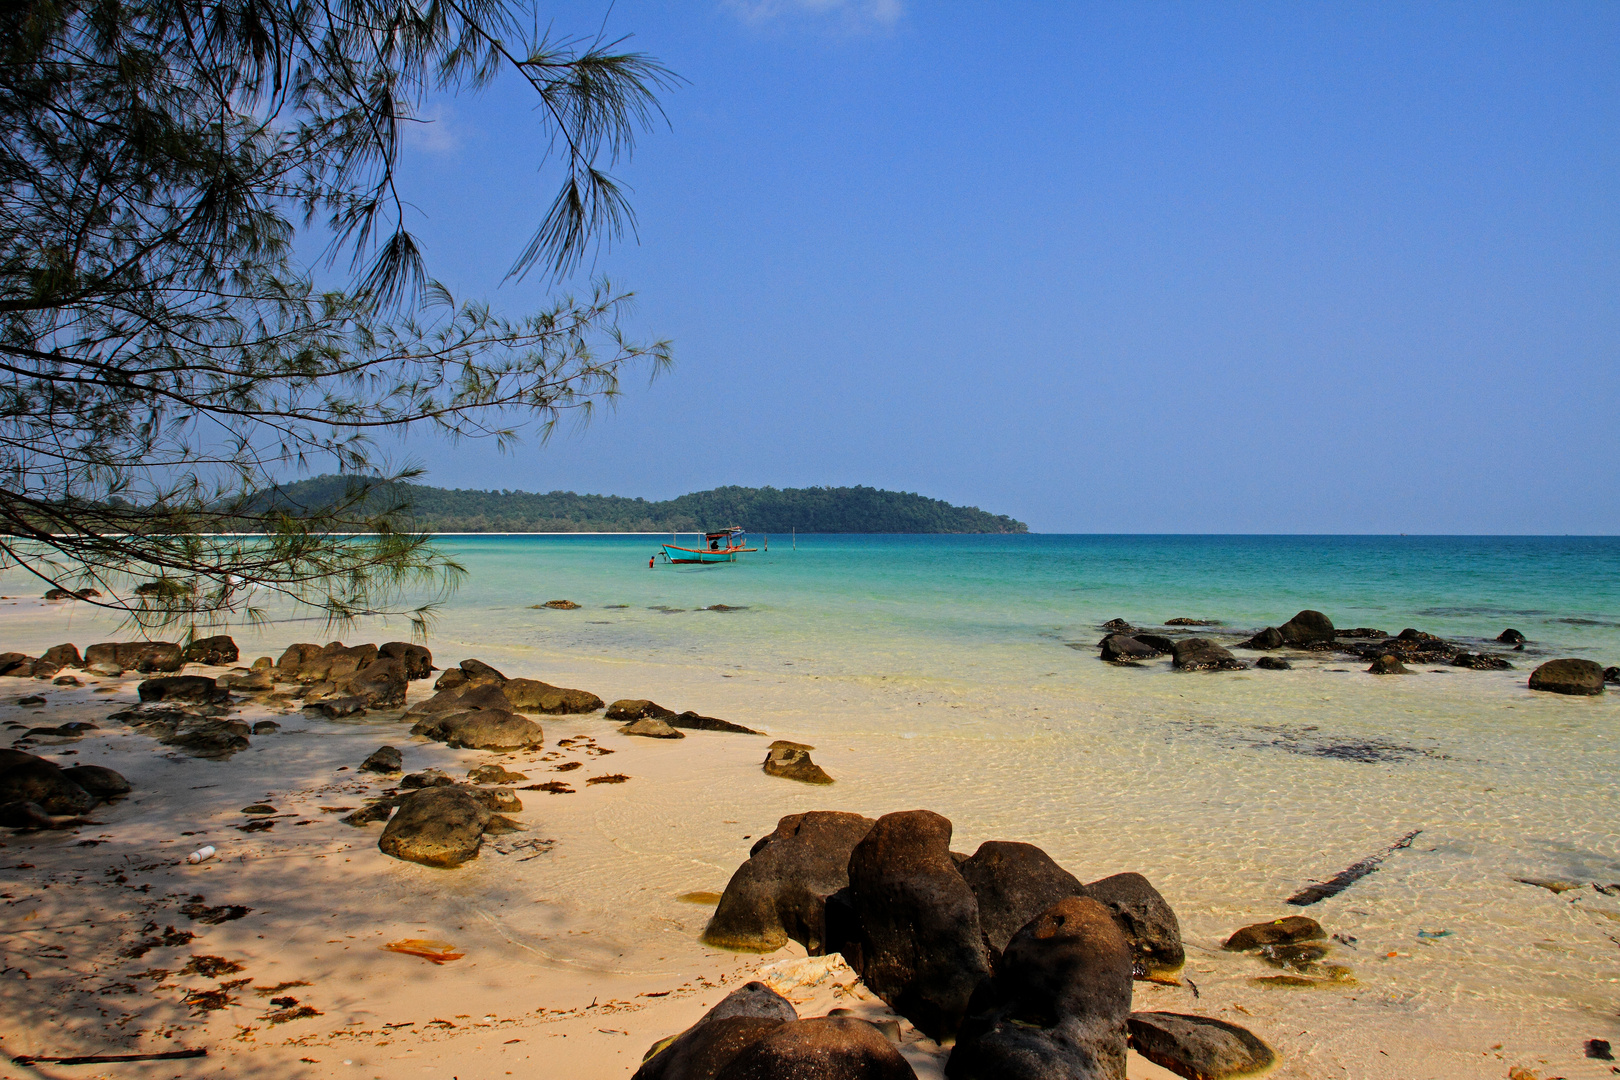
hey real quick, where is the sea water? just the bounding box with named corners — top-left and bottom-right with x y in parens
top-left (5, 533), bottom-right (1620, 1075)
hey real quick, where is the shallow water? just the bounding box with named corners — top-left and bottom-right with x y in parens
top-left (5, 533), bottom-right (1620, 1077)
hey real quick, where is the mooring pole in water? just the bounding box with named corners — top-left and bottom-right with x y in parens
top-left (792, 527), bottom-right (796, 550)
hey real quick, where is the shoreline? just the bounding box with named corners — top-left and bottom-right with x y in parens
top-left (0, 588), bottom-right (1616, 1077)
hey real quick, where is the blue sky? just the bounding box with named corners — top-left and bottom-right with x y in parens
top-left (385, 1), bottom-right (1618, 533)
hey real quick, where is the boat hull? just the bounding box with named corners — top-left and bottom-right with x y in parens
top-left (661, 544), bottom-right (756, 564)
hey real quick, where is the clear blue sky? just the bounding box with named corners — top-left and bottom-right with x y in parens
top-left (386, 1), bottom-right (1618, 533)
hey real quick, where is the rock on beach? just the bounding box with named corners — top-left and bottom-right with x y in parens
top-left (958, 840), bottom-right (1085, 955)
top-left (1127, 1012), bottom-right (1276, 1080)
top-left (1171, 639), bottom-right (1246, 672)
top-left (1527, 658), bottom-right (1606, 695)
top-left (703, 811), bottom-right (876, 953)
top-left (377, 786), bottom-right (491, 867)
top-left (762, 742), bottom-right (833, 784)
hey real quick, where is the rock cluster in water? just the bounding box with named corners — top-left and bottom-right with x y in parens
top-left (1092, 609), bottom-right (1614, 696)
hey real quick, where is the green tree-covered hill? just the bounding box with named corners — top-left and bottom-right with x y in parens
top-left (266, 478), bottom-right (1027, 533)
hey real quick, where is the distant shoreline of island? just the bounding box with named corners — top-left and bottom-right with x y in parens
top-left (264, 478), bottom-right (1029, 534)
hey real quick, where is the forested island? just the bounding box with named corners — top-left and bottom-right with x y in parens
top-left (267, 477), bottom-right (1028, 534)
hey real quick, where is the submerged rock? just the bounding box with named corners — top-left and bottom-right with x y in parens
top-left (1224, 915), bottom-right (1324, 952)
top-left (377, 786), bottom-right (491, 867)
top-left (1100, 619), bottom-right (1136, 633)
top-left (621, 718), bottom-right (684, 739)
top-left (703, 811), bottom-right (876, 953)
top-left (1528, 658), bottom-right (1605, 696)
top-left (1254, 656), bottom-right (1291, 670)
top-left (1127, 1012), bottom-right (1275, 1080)
top-left (1367, 655), bottom-right (1409, 675)
top-left (1171, 639), bottom-right (1246, 672)
top-left (763, 742), bottom-right (833, 784)
top-left (1497, 628), bottom-right (1527, 644)
top-left (1451, 651), bottom-right (1513, 671)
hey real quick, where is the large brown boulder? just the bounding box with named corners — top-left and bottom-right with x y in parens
top-left (41, 644), bottom-right (81, 669)
top-left (379, 641), bottom-right (433, 679)
top-left (635, 982), bottom-right (798, 1080)
top-left (844, 810), bottom-right (990, 1041)
top-left (959, 841), bottom-right (1085, 954)
top-left (1528, 658), bottom-right (1606, 696)
top-left (713, 1017), bottom-right (916, 1080)
top-left (1170, 639), bottom-right (1246, 672)
top-left (703, 811), bottom-right (876, 953)
top-left (1098, 635), bottom-right (1165, 663)
top-left (377, 786), bottom-right (491, 867)
top-left (342, 656), bottom-right (408, 708)
top-left (85, 641), bottom-right (183, 673)
top-left (946, 896), bottom-right (1133, 1080)
top-left (0, 751), bottom-right (95, 815)
top-left (607, 698), bottom-right (677, 722)
top-left (1278, 609), bottom-right (1334, 645)
top-left (1127, 1012), bottom-right (1275, 1080)
top-left (182, 635), bottom-right (238, 665)
top-left (502, 678), bottom-right (604, 714)
top-left (409, 709), bottom-right (544, 750)
top-left (1084, 872), bottom-right (1184, 975)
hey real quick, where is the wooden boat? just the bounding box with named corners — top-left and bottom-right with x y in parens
top-left (660, 527), bottom-right (757, 564)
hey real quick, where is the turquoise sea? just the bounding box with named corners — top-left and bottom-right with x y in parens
top-left (4, 533), bottom-right (1619, 1076)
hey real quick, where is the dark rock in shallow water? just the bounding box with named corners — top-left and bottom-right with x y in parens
top-left (703, 811), bottom-right (875, 953)
top-left (762, 742), bottom-right (832, 784)
top-left (1084, 872), bottom-right (1184, 975)
top-left (361, 746), bottom-right (403, 774)
top-left (60, 764), bottom-right (130, 799)
top-left (1134, 633), bottom-right (1177, 654)
top-left (1238, 627), bottom-right (1283, 651)
top-left (1098, 634), bottom-right (1163, 663)
top-left (1451, 651), bottom-right (1512, 671)
top-left (1127, 1012), bottom-right (1276, 1080)
top-left (670, 710), bottom-right (763, 735)
top-left (947, 895), bottom-right (1132, 1080)
top-left (1100, 619), bottom-right (1136, 633)
top-left (1278, 610), bottom-right (1335, 646)
top-left (606, 698), bottom-right (677, 722)
top-left (845, 810), bottom-right (991, 1041)
top-left (160, 723), bottom-right (250, 759)
top-left (1224, 915), bottom-right (1324, 951)
top-left (1164, 618), bottom-right (1218, 626)
top-left (1367, 655), bottom-right (1409, 675)
top-left (1528, 658), bottom-right (1606, 696)
top-left (960, 840), bottom-right (1086, 955)
top-left (1606, 666), bottom-right (1620, 685)
top-left (1171, 639), bottom-right (1246, 672)
top-left (1254, 656), bottom-right (1291, 671)
top-left (1497, 628), bottom-right (1527, 644)
top-left (713, 1017), bottom-right (916, 1080)
top-left (1397, 627), bottom-right (1441, 641)
top-left (1335, 627), bottom-right (1387, 639)
top-left (377, 786), bottom-right (490, 867)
